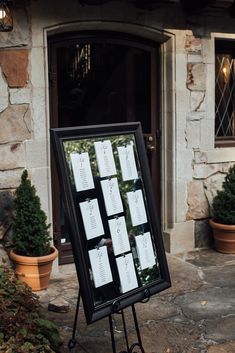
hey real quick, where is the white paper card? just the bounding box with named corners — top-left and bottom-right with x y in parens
top-left (135, 232), bottom-right (156, 270)
top-left (116, 253), bottom-right (138, 293)
top-left (88, 246), bottom-right (113, 288)
top-left (127, 190), bottom-right (147, 226)
top-left (79, 199), bottom-right (104, 240)
top-left (117, 145), bottom-right (138, 181)
top-left (101, 178), bottom-right (124, 216)
top-left (94, 140), bottom-right (117, 177)
top-left (108, 216), bottom-right (130, 256)
top-left (70, 152), bottom-right (95, 192)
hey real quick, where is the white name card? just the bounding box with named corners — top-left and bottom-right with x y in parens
top-left (116, 253), bottom-right (138, 293)
top-left (88, 246), bottom-right (113, 288)
top-left (108, 216), bottom-right (130, 256)
top-left (135, 232), bottom-right (156, 270)
top-left (94, 140), bottom-right (117, 177)
top-left (117, 144), bottom-right (138, 181)
top-left (70, 152), bottom-right (95, 192)
top-left (79, 199), bottom-right (104, 240)
top-left (127, 190), bottom-right (147, 226)
top-left (101, 177), bottom-right (124, 216)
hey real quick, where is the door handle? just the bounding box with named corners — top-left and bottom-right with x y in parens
top-left (147, 144), bottom-right (156, 152)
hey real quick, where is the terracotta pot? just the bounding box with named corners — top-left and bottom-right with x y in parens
top-left (9, 246), bottom-right (58, 291)
top-left (209, 219), bottom-right (235, 254)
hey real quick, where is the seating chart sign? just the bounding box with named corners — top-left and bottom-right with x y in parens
top-left (88, 246), bottom-right (113, 288)
top-left (94, 140), bottom-right (117, 177)
top-left (70, 152), bottom-right (95, 192)
top-left (127, 190), bottom-right (147, 226)
top-left (79, 199), bottom-right (104, 240)
top-left (108, 216), bottom-right (130, 256)
top-left (100, 177), bottom-right (124, 216)
top-left (135, 232), bottom-right (156, 270)
top-left (51, 122), bottom-right (171, 324)
top-left (116, 253), bottom-right (138, 293)
top-left (117, 144), bottom-right (138, 181)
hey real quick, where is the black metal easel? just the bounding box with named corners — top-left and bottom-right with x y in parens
top-left (68, 289), bottom-right (148, 353)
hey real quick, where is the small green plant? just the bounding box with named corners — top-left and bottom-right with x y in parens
top-left (12, 170), bottom-right (51, 257)
top-left (212, 164), bottom-right (235, 225)
top-left (0, 264), bottom-right (62, 352)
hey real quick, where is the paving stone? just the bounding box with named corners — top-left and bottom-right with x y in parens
top-left (181, 249), bottom-right (235, 268)
top-left (122, 321), bottom-right (202, 353)
top-left (207, 341), bottom-right (235, 353)
top-left (202, 265), bottom-right (235, 288)
top-left (205, 316), bottom-right (235, 342)
top-left (174, 287), bottom-right (235, 321)
top-left (48, 298), bottom-right (70, 313)
top-left (162, 254), bottom-right (202, 296)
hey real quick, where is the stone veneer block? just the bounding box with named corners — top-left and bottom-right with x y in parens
top-left (206, 149), bottom-right (235, 164)
top-left (0, 49), bottom-right (29, 88)
top-left (185, 35), bottom-right (202, 53)
top-left (186, 180), bottom-right (209, 220)
top-left (186, 120), bottom-right (200, 149)
top-left (200, 118), bottom-right (215, 150)
top-left (194, 150), bottom-right (208, 164)
top-left (187, 63), bottom-right (206, 91)
top-left (0, 104), bottom-right (31, 143)
top-left (187, 112), bottom-right (205, 121)
top-left (31, 87), bottom-right (47, 140)
top-left (31, 167), bottom-right (51, 217)
top-left (25, 140), bottom-right (48, 168)
top-left (9, 88), bottom-right (31, 104)
top-left (194, 219), bottom-right (213, 249)
top-left (193, 164), bottom-right (220, 179)
top-left (168, 221), bottom-right (195, 254)
top-left (0, 144), bottom-right (26, 170)
top-left (203, 172), bottom-right (226, 208)
top-left (190, 91), bottom-right (205, 112)
top-left (0, 170), bottom-right (22, 189)
top-left (0, 67), bottom-right (8, 112)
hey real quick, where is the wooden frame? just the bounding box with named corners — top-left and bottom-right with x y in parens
top-left (50, 122), bottom-right (170, 324)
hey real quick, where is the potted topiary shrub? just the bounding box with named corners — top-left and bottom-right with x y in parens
top-left (9, 170), bottom-right (58, 291)
top-left (209, 164), bottom-right (235, 253)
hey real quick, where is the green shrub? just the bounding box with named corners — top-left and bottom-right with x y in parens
top-left (12, 170), bottom-right (51, 257)
top-left (0, 264), bottom-right (62, 352)
top-left (212, 164), bottom-right (235, 224)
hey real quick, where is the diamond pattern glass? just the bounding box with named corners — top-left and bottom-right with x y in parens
top-left (215, 54), bottom-right (235, 138)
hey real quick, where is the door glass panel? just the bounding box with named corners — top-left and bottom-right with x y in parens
top-left (57, 42), bottom-right (151, 132)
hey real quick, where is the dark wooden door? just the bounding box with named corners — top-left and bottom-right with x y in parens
top-left (49, 33), bottom-right (160, 264)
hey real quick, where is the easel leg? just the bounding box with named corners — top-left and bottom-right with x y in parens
top-left (68, 289), bottom-right (81, 349)
top-left (121, 309), bottom-right (130, 352)
top-left (132, 305), bottom-right (142, 347)
top-left (109, 314), bottom-right (117, 353)
top-left (129, 304), bottom-right (145, 353)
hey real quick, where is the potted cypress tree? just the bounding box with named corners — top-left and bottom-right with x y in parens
top-left (209, 164), bottom-right (235, 253)
top-left (9, 170), bottom-right (58, 291)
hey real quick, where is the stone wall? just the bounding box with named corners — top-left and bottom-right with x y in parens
top-left (184, 33), bottom-right (235, 249)
top-left (0, 4), bottom-right (31, 260)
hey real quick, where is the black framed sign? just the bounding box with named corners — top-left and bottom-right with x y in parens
top-left (50, 122), bottom-right (171, 324)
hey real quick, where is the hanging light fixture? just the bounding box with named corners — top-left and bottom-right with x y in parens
top-left (0, 0), bottom-right (13, 32)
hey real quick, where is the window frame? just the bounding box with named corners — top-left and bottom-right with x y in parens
top-left (215, 38), bottom-right (235, 147)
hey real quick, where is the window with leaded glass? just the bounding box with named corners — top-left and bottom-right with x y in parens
top-left (215, 39), bottom-right (235, 146)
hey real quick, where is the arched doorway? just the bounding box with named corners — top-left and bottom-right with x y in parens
top-left (49, 31), bottom-right (161, 264)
